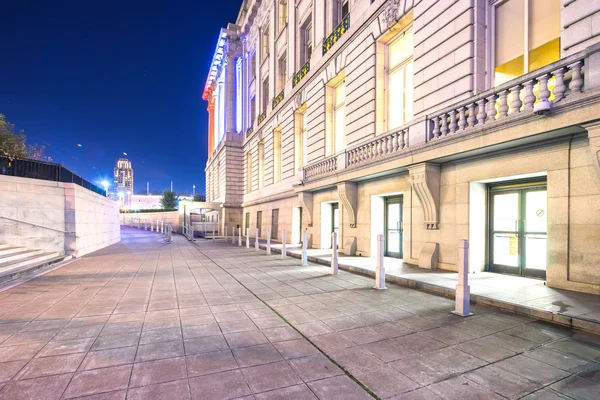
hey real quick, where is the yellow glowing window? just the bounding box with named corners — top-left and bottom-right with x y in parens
top-left (388, 28), bottom-right (414, 130)
top-left (494, 0), bottom-right (560, 86)
top-left (333, 82), bottom-right (345, 154)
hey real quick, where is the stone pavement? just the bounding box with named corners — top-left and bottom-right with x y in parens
top-left (0, 228), bottom-right (597, 399)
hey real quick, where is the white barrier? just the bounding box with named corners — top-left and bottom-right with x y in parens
top-left (232, 226), bottom-right (235, 244)
top-left (267, 229), bottom-right (271, 255)
top-left (302, 229), bottom-right (308, 266)
top-left (246, 228), bottom-right (250, 248)
top-left (375, 234), bottom-right (386, 290)
top-left (331, 231), bottom-right (338, 275)
top-left (238, 227), bottom-right (242, 246)
top-left (212, 228), bottom-right (215, 242)
top-left (255, 228), bottom-right (259, 251)
top-left (453, 240), bottom-right (472, 316)
top-left (281, 230), bottom-right (287, 260)
top-left (137, 218), bottom-right (141, 229)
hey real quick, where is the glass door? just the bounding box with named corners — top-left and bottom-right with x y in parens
top-left (489, 183), bottom-right (547, 278)
top-left (385, 197), bottom-right (403, 258)
top-left (332, 203), bottom-right (339, 249)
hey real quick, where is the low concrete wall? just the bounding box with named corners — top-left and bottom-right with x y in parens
top-left (0, 175), bottom-right (121, 257)
top-left (120, 211), bottom-right (180, 232)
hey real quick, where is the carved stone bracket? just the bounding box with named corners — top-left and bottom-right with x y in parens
top-left (338, 182), bottom-right (358, 228)
top-left (584, 122), bottom-right (600, 184)
top-left (409, 163), bottom-right (441, 230)
top-left (298, 192), bottom-right (313, 227)
top-left (381, 0), bottom-right (415, 28)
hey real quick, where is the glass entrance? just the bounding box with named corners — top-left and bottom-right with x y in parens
top-left (489, 183), bottom-right (547, 278)
top-left (332, 203), bottom-right (339, 249)
top-left (385, 197), bottom-right (403, 258)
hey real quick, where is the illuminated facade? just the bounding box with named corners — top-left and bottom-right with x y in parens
top-left (114, 158), bottom-right (134, 208)
top-left (204, 0), bottom-right (600, 294)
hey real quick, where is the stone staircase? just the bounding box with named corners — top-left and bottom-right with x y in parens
top-left (0, 243), bottom-right (71, 286)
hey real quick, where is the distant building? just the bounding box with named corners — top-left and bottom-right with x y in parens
top-left (114, 158), bottom-right (133, 208)
top-left (130, 195), bottom-right (161, 210)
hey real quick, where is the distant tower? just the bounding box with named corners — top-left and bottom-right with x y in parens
top-left (114, 158), bottom-right (134, 208)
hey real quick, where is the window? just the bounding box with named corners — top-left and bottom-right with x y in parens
top-left (246, 152), bottom-right (252, 193)
top-left (278, 1), bottom-right (288, 32)
top-left (494, 0), bottom-right (560, 86)
top-left (262, 78), bottom-right (269, 113)
top-left (257, 211), bottom-right (262, 235)
top-left (332, 0), bottom-right (349, 27)
top-left (273, 129), bottom-right (282, 183)
top-left (236, 57), bottom-right (243, 133)
top-left (333, 82), bottom-right (345, 154)
top-left (277, 53), bottom-right (287, 93)
top-left (262, 25), bottom-right (270, 60)
top-left (387, 27), bottom-right (414, 130)
top-left (271, 209), bottom-right (279, 239)
top-left (295, 107), bottom-right (308, 170)
top-left (249, 52), bottom-right (256, 81)
top-left (249, 96), bottom-right (256, 126)
top-left (258, 141), bottom-right (265, 188)
top-left (300, 19), bottom-right (313, 66)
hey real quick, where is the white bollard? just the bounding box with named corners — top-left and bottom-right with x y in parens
top-left (267, 229), bottom-right (271, 255)
top-left (255, 228), bottom-right (259, 251)
top-left (281, 230), bottom-right (287, 260)
top-left (453, 240), bottom-right (473, 317)
top-left (232, 226), bottom-right (235, 244)
top-left (238, 227), bottom-right (242, 246)
top-left (331, 231), bottom-right (339, 275)
top-left (156, 220), bottom-right (159, 232)
top-left (138, 218), bottom-right (141, 229)
top-left (302, 229), bottom-right (308, 266)
top-left (144, 220), bottom-right (147, 230)
top-left (246, 228), bottom-right (250, 248)
top-left (129, 218), bottom-right (132, 228)
top-left (375, 234), bottom-right (386, 290)
top-left (212, 228), bottom-right (215, 242)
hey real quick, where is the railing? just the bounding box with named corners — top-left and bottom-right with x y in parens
top-left (246, 126), bottom-right (254, 136)
top-left (293, 60), bottom-right (310, 88)
top-left (0, 216), bottom-right (79, 237)
top-left (301, 48), bottom-right (592, 182)
top-left (323, 14), bottom-right (350, 56)
top-left (346, 129), bottom-right (408, 168)
top-left (0, 156), bottom-right (106, 196)
top-left (272, 89), bottom-right (285, 110)
top-left (428, 58), bottom-right (584, 140)
top-left (257, 111), bottom-right (267, 125)
top-left (303, 156), bottom-right (338, 181)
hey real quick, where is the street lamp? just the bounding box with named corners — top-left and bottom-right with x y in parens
top-left (101, 181), bottom-right (109, 197)
top-left (193, 185), bottom-right (196, 197)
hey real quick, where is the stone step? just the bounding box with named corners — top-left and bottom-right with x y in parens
top-left (0, 249), bottom-right (44, 264)
top-left (0, 243), bottom-right (10, 250)
top-left (0, 254), bottom-right (71, 286)
top-left (0, 246), bottom-right (27, 257)
top-left (0, 252), bottom-right (61, 274)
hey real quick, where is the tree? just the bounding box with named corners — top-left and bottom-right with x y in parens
top-left (193, 193), bottom-right (205, 202)
top-left (0, 114), bottom-right (49, 160)
top-left (160, 190), bottom-right (179, 209)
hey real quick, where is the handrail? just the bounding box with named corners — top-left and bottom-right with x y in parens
top-left (0, 216), bottom-right (79, 236)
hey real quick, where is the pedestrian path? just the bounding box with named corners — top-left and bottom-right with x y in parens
top-left (0, 228), bottom-right (598, 399)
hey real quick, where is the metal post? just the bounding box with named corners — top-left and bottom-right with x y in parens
top-left (302, 229), bottom-right (308, 266)
top-left (267, 228), bottom-right (271, 255)
top-left (238, 227), bottom-right (242, 246)
top-left (137, 218), bottom-right (140, 229)
top-left (255, 228), bottom-right (259, 251)
top-left (232, 226), bottom-right (235, 244)
top-left (281, 230), bottom-right (287, 260)
top-left (246, 228), bottom-right (250, 248)
top-left (145, 220), bottom-right (147, 230)
top-left (331, 231), bottom-right (338, 275)
top-left (453, 240), bottom-right (472, 316)
top-left (375, 234), bottom-right (386, 290)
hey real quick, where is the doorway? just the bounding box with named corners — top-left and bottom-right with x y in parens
top-left (385, 197), bottom-right (403, 258)
top-left (489, 181), bottom-right (547, 278)
top-left (292, 207), bottom-right (303, 244)
top-left (332, 203), bottom-right (339, 244)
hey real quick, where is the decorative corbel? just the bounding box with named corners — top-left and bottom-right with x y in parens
top-left (409, 163), bottom-right (441, 230)
top-left (298, 192), bottom-right (313, 227)
top-left (338, 182), bottom-right (358, 228)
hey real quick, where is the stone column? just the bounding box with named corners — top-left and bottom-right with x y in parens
top-left (208, 99), bottom-right (215, 156)
top-left (226, 53), bottom-right (236, 134)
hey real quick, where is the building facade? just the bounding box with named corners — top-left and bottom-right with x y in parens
top-left (114, 158), bottom-right (134, 208)
top-left (203, 0), bottom-right (600, 295)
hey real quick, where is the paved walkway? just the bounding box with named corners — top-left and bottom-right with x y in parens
top-left (0, 228), bottom-right (597, 399)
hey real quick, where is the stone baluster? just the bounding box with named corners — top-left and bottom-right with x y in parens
top-left (498, 90), bottom-right (509, 118)
top-left (458, 106), bottom-right (467, 131)
top-left (392, 132), bottom-right (399, 151)
top-left (568, 61), bottom-right (583, 93)
top-left (522, 80), bottom-right (536, 110)
top-left (552, 68), bottom-right (566, 103)
top-left (537, 74), bottom-right (551, 106)
top-left (509, 85), bottom-right (522, 113)
top-left (467, 103), bottom-right (476, 127)
top-left (432, 116), bottom-right (441, 139)
top-left (440, 113), bottom-right (449, 136)
top-left (476, 99), bottom-right (487, 125)
top-left (486, 94), bottom-right (497, 122)
top-left (403, 130), bottom-right (409, 149)
top-left (448, 110), bottom-right (458, 134)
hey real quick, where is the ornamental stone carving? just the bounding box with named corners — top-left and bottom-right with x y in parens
top-left (408, 163), bottom-right (441, 230)
top-left (381, 0), bottom-right (415, 28)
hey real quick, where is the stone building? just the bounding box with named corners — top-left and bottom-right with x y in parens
top-left (203, 0), bottom-right (600, 295)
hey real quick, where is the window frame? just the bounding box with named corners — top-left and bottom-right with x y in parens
top-left (385, 25), bottom-right (414, 131)
top-left (332, 81), bottom-right (345, 154)
top-left (278, 0), bottom-right (288, 33)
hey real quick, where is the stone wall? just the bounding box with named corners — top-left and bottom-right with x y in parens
top-left (0, 175), bottom-right (121, 257)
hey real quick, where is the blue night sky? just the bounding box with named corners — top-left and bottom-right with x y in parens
top-left (1, 0), bottom-right (241, 195)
